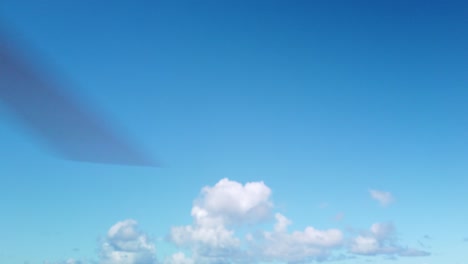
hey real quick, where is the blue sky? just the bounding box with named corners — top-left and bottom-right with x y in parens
top-left (1, 1), bottom-right (467, 263)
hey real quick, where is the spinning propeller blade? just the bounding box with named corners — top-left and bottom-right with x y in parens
top-left (0, 27), bottom-right (157, 167)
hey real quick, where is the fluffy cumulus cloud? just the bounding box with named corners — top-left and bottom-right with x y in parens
top-left (169, 178), bottom-right (272, 263)
top-left (192, 178), bottom-right (273, 226)
top-left (169, 178), bottom-right (346, 263)
top-left (350, 223), bottom-right (430, 257)
top-left (100, 219), bottom-right (157, 264)
top-left (369, 189), bottom-right (394, 206)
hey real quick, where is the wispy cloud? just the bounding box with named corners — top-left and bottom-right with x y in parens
top-left (334, 212), bottom-right (345, 222)
top-left (369, 189), bottom-right (394, 206)
top-left (318, 202), bottom-right (330, 209)
top-left (249, 213), bottom-right (343, 263)
top-left (350, 223), bottom-right (430, 257)
top-left (43, 259), bottom-right (88, 264)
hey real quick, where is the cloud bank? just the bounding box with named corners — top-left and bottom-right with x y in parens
top-left (53, 178), bottom-right (428, 264)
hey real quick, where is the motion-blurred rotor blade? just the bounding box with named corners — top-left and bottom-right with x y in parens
top-left (0, 29), bottom-right (157, 167)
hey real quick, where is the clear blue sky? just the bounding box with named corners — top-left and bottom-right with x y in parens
top-left (1, 1), bottom-right (467, 263)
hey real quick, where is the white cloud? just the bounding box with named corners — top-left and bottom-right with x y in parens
top-left (100, 219), bottom-right (157, 264)
top-left (164, 252), bottom-right (194, 264)
top-left (169, 178), bottom-right (268, 263)
top-left (370, 223), bottom-right (394, 240)
top-left (169, 179), bottom-right (345, 263)
top-left (274, 213), bottom-right (291, 233)
top-left (369, 189), bottom-right (394, 206)
top-left (194, 178), bottom-right (273, 226)
top-left (170, 224), bottom-right (240, 250)
top-left (249, 213), bottom-right (343, 263)
top-left (350, 223), bottom-right (430, 258)
top-left (351, 235), bottom-right (381, 255)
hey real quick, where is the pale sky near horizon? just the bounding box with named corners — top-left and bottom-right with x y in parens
top-left (1, 1), bottom-right (467, 263)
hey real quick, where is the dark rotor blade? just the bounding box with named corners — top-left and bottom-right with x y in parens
top-left (0, 30), bottom-right (156, 167)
